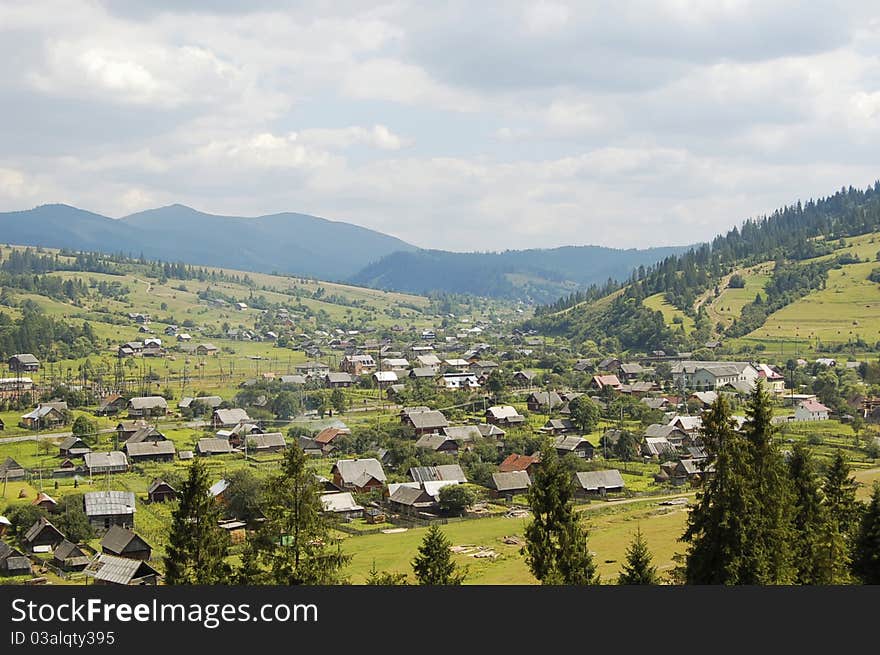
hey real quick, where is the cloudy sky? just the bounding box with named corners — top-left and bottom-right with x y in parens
top-left (1, 1), bottom-right (879, 251)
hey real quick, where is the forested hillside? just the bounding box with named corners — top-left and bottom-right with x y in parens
top-left (529, 183), bottom-right (880, 352)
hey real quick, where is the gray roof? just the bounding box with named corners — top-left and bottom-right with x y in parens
top-left (179, 395), bottom-right (223, 409)
top-left (492, 471), bottom-right (532, 492)
top-left (442, 425), bottom-right (484, 441)
top-left (409, 367), bottom-right (436, 378)
top-left (53, 539), bottom-right (86, 561)
top-left (325, 372), bottom-right (354, 384)
top-left (280, 375), bottom-right (307, 385)
top-left (128, 396), bottom-right (168, 410)
top-left (388, 485), bottom-right (432, 507)
top-left (24, 517), bottom-right (63, 543)
top-left (125, 441), bottom-right (176, 458)
top-left (246, 432), bottom-right (286, 450)
top-left (100, 525), bottom-right (150, 554)
top-left (573, 469), bottom-right (626, 491)
top-left (124, 426), bottom-right (166, 444)
top-left (414, 434), bottom-right (456, 451)
top-left (407, 410), bottom-right (449, 430)
top-left (529, 391), bottom-right (564, 408)
top-left (408, 464), bottom-right (467, 483)
top-left (197, 438), bottom-right (233, 454)
top-left (332, 458), bottom-right (387, 486)
top-left (84, 451), bottom-right (128, 470)
top-left (320, 492), bottom-right (364, 513)
top-left (10, 353), bottom-right (39, 365)
top-left (83, 491), bottom-right (136, 517)
top-left (213, 408), bottom-right (251, 425)
top-left (553, 436), bottom-right (592, 451)
top-left (85, 553), bottom-right (158, 585)
top-left (644, 424), bottom-right (677, 439)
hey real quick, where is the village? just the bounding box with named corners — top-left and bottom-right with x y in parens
top-left (2, 298), bottom-right (878, 585)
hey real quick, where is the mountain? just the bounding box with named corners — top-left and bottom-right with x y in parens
top-left (0, 204), bottom-right (417, 280)
top-left (0, 203), bottom-right (692, 302)
top-left (529, 182), bottom-right (880, 352)
top-left (348, 245), bottom-right (691, 303)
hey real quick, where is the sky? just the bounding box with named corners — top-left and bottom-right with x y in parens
top-left (1, 1), bottom-right (880, 252)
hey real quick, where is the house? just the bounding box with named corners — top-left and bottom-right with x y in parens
top-left (373, 371), bottom-right (399, 387)
top-left (541, 418), bottom-right (577, 435)
top-left (643, 423), bottom-right (689, 445)
top-left (670, 361), bottom-right (759, 391)
top-left (408, 465), bottom-right (467, 484)
top-left (53, 540), bottom-right (90, 571)
top-left (95, 394), bottom-right (126, 416)
top-left (0, 516), bottom-right (10, 538)
top-left (123, 425), bottom-right (167, 445)
top-left (319, 492), bottom-right (364, 519)
top-left (756, 363), bottom-right (786, 393)
top-left (179, 395), bottom-right (223, 411)
top-left (441, 425), bottom-right (486, 444)
top-left (84, 451), bottom-right (129, 475)
top-left (212, 408), bottom-right (252, 429)
top-left (552, 436), bottom-right (594, 459)
top-left (438, 373), bottom-right (481, 390)
top-left (83, 491), bottom-right (136, 531)
top-left (176, 333), bottom-right (192, 342)
top-left (22, 517), bottom-right (66, 551)
top-left (690, 391), bottom-right (719, 408)
top-left (85, 553), bottom-right (159, 586)
top-left (513, 370), bottom-right (536, 387)
top-left (574, 359), bottom-right (595, 373)
top-left (279, 375), bottom-right (307, 386)
top-left (126, 396), bottom-right (168, 418)
top-left (197, 438), bottom-right (234, 456)
top-left (115, 420), bottom-right (149, 444)
top-left (485, 405), bottom-right (526, 427)
top-left (0, 541), bottom-right (31, 576)
top-left (209, 479), bottom-right (231, 504)
top-left (478, 423), bottom-right (506, 439)
top-left (443, 358), bottom-right (471, 372)
top-left (498, 453), bottom-right (540, 476)
top-left (591, 374), bottom-right (622, 391)
top-left (0, 376), bottom-right (33, 399)
top-left (527, 391), bottom-right (564, 413)
top-left (0, 457), bottom-right (26, 481)
top-left (20, 402), bottom-right (68, 429)
top-left (388, 485), bottom-right (437, 516)
top-left (196, 343), bottom-right (219, 356)
top-left (795, 400), bottom-right (831, 422)
top-left (598, 357), bottom-right (621, 372)
top-left (573, 469), bottom-right (626, 497)
top-left (414, 434), bottom-right (459, 454)
top-left (147, 479), bottom-right (177, 503)
top-left (125, 441), bottom-right (176, 463)
top-left (492, 471), bottom-right (531, 500)
top-left (52, 458), bottom-right (84, 479)
top-left (324, 372), bottom-right (354, 388)
top-left (403, 409), bottom-right (449, 435)
top-left (381, 358), bottom-right (411, 372)
top-left (409, 367), bottom-right (436, 380)
top-left (295, 361), bottom-right (330, 377)
top-left (32, 492), bottom-right (57, 511)
top-left (416, 354), bottom-right (442, 370)
top-left (643, 436), bottom-right (676, 458)
top-left (618, 362), bottom-right (644, 381)
top-left (313, 426), bottom-right (351, 454)
top-left (8, 353), bottom-right (39, 372)
top-left (340, 354), bottom-right (376, 375)
top-left (244, 432), bottom-right (286, 453)
top-left (100, 526), bottom-right (152, 560)
top-left (331, 458), bottom-right (387, 493)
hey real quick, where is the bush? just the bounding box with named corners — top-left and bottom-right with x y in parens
top-left (807, 434), bottom-right (824, 446)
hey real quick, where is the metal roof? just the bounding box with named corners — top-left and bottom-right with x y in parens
top-left (83, 491), bottom-right (136, 517)
top-left (574, 469), bottom-right (626, 491)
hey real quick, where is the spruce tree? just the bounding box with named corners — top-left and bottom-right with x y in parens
top-left (787, 443), bottom-right (827, 584)
top-left (682, 396), bottom-right (756, 584)
top-left (852, 482), bottom-right (880, 584)
top-left (164, 459), bottom-right (231, 584)
top-left (617, 527), bottom-right (658, 585)
top-left (819, 450), bottom-right (860, 583)
top-left (522, 446), bottom-right (597, 585)
top-left (254, 444), bottom-right (350, 584)
top-left (740, 380), bottom-right (795, 583)
top-left (411, 525), bottom-right (465, 585)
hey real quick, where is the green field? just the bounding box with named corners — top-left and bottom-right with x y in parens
top-left (644, 293), bottom-right (695, 332)
top-left (704, 264), bottom-right (773, 329)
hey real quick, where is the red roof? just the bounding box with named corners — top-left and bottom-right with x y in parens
top-left (800, 400), bottom-right (830, 413)
top-left (593, 374), bottom-right (621, 388)
top-left (499, 453), bottom-right (539, 473)
top-left (314, 427), bottom-right (350, 445)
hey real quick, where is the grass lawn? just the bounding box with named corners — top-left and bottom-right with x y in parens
top-left (644, 293), bottom-right (695, 332)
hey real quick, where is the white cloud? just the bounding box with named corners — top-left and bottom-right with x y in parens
top-left (297, 125), bottom-right (410, 151)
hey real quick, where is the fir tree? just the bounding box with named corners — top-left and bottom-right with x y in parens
top-left (852, 482), bottom-right (880, 584)
top-left (740, 380), bottom-right (795, 584)
top-left (253, 445), bottom-right (351, 584)
top-left (819, 450), bottom-right (860, 583)
top-left (522, 447), bottom-right (597, 585)
top-left (164, 459), bottom-right (231, 584)
top-left (617, 527), bottom-right (658, 585)
top-left (682, 396), bottom-right (756, 584)
top-left (411, 525), bottom-right (466, 585)
top-left (787, 443), bottom-right (827, 584)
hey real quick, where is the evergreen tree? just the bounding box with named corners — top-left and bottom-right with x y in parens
top-left (740, 380), bottom-right (795, 583)
top-left (411, 525), bottom-right (465, 585)
top-left (852, 482), bottom-right (880, 584)
top-left (787, 443), bottom-right (827, 584)
top-left (617, 527), bottom-right (658, 585)
top-left (253, 445), bottom-right (350, 584)
top-left (164, 459), bottom-right (231, 584)
top-left (366, 561), bottom-right (408, 585)
top-left (819, 450), bottom-right (860, 584)
top-left (522, 447), bottom-right (597, 585)
top-left (682, 396), bottom-right (756, 584)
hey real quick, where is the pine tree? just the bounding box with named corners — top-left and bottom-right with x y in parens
top-left (819, 450), bottom-right (860, 583)
top-left (617, 527), bottom-right (658, 585)
top-left (252, 445), bottom-right (350, 584)
top-left (852, 482), bottom-right (880, 584)
top-left (787, 443), bottom-right (827, 584)
top-left (522, 447), bottom-right (597, 585)
top-left (740, 380), bottom-right (795, 583)
top-left (411, 525), bottom-right (465, 585)
top-left (682, 396), bottom-right (756, 584)
top-left (164, 459), bottom-right (231, 584)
